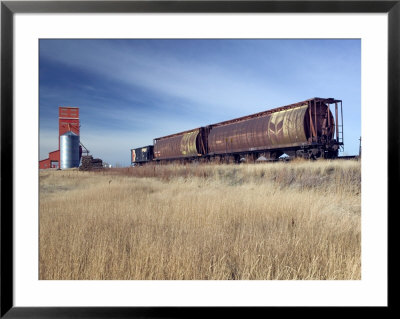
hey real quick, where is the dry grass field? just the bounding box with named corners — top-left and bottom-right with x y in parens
top-left (39, 159), bottom-right (361, 280)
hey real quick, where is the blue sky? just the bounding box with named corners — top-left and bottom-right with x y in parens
top-left (39, 39), bottom-right (360, 166)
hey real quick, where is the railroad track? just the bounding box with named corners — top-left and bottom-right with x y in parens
top-left (278, 155), bottom-right (359, 162)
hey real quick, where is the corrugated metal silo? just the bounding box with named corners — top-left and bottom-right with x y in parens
top-left (60, 131), bottom-right (80, 169)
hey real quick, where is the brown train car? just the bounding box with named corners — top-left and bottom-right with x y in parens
top-left (153, 127), bottom-right (209, 160)
top-left (207, 97), bottom-right (342, 159)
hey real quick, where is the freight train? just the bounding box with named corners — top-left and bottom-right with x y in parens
top-left (131, 97), bottom-right (344, 165)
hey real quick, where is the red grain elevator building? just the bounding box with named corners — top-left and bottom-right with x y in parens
top-left (39, 107), bottom-right (80, 169)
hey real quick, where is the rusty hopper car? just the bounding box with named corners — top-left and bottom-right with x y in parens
top-left (131, 145), bottom-right (154, 165)
top-left (153, 127), bottom-right (209, 160)
top-left (207, 97), bottom-right (343, 160)
top-left (131, 97), bottom-right (343, 164)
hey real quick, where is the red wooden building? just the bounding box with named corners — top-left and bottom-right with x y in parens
top-left (39, 107), bottom-right (80, 169)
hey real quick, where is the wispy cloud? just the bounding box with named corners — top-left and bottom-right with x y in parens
top-left (40, 40), bottom-right (286, 115)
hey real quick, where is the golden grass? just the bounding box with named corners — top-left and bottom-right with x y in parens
top-left (39, 159), bottom-right (361, 280)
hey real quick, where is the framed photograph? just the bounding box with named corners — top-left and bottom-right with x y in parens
top-left (1, 0), bottom-right (395, 317)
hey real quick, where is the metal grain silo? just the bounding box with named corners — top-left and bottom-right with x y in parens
top-left (60, 131), bottom-right (80, 169)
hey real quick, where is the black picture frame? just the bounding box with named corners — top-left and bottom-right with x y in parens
top-left (1, 1), bottom-right (395, 317)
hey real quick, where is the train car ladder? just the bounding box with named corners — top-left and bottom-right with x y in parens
top-left (334, 101), bottom-right (344, 146)
top-left (337, 101), bottom-right (344, 151)
top-left (338, 124), bottom-right (344, 144)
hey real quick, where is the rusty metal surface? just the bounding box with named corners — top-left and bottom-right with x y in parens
top-left (149, 97), bottom-right (339, 161)
top-left (208, 104), bottom-right (310, 154)
top-left (309, 102), bottom-right (335, 140)
top-left (210, 97), bottom-right (340, 128)
top-left (154, 129), bottom-right (200, 159)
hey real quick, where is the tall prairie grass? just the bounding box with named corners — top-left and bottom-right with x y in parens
top-left (39, 159), bottom-right (361, 280)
